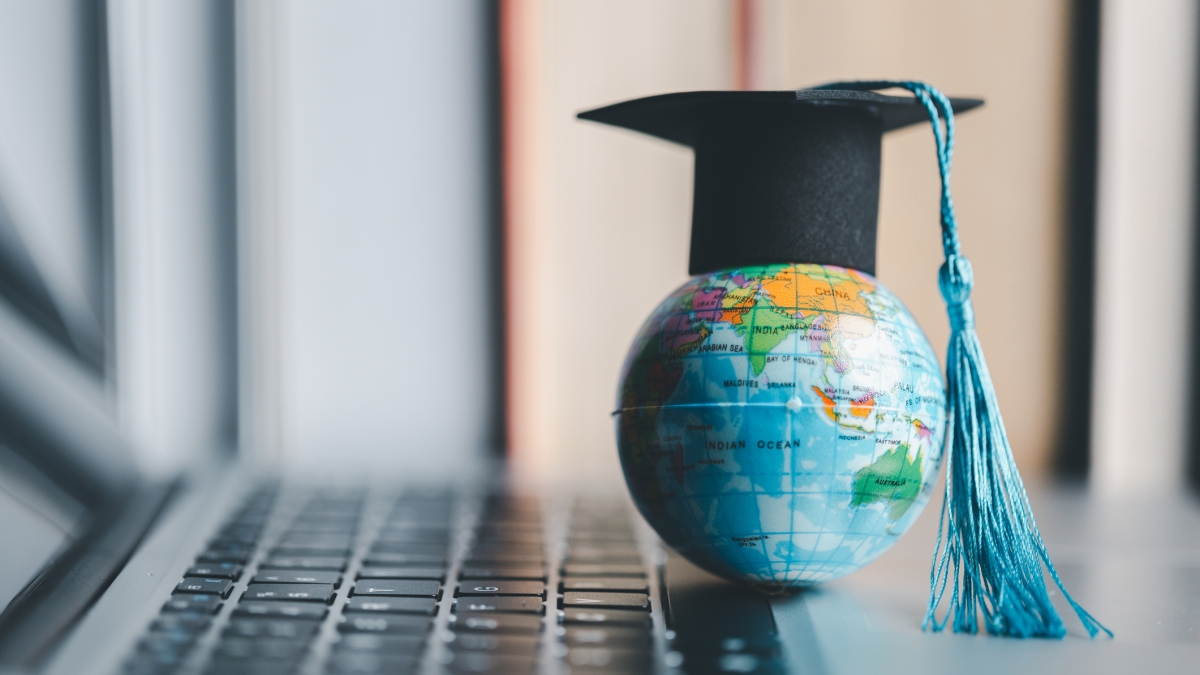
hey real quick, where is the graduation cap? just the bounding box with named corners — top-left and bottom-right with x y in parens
top-left (580, 82), bottom-right (1110, 640)
top-left (577, 89), bottom-right (982, 276)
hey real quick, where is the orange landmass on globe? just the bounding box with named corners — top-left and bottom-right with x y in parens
top-left (700, 265), bottom-right (880, 377)
top-left (758, 267), bottom-right (799, 308)
top-left (757, 265), bottom-right (875, 341)
top-left (812, 386), bottom-right (838, 422)
top-left (849, 394), bottom-right (875, 419)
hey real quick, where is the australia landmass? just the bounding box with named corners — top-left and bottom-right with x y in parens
top-left (850, 444), bottom-right (924, 521)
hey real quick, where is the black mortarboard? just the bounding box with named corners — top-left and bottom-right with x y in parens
top-left (577, 89), bottom-right (983, 276)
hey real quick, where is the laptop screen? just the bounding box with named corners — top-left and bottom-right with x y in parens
top-left (0, 445), bottom-right (87, 613)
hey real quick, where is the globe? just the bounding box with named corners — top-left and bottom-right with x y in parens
top-left (615, 263), bottom-right (947, 586)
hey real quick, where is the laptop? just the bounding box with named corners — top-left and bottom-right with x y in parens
top-left (0, 383), bottom-right (784, 675)
top-left (0, 228), bottom-right (789, 675)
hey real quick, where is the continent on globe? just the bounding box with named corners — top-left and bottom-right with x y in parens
top-left (850, 443), bottom-right (924, 521)
top-left (615, 263), bottom-right (947, 586)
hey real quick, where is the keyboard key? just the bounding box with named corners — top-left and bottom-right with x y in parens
top-left (196, 547), bottom-right (251, 564)
top-left (235, 601), bottom-right (329, 620)
top-left (325, 652), bottom-right (418, 674)
top-left (204, 660), bottom-right (300, 675)
top-left (455, 596), bottom-right (544, 615)
top-left (561, 626), bottom-right (652, 649)
top-left (444, 651), bottom-right (536, 674)
top-left (475, 522), bottom-right (541, 532)
top-left (214, 526), bottom-right (260, 543)
top-left (368, 542), bottom-right (446, 555)
top-left (243, 583), bottom-right (335, 603)
top-left (447, 633), bottom-right (539, 655)
top-left (375, 528), bottom-right (449, 542)
top-left (253, 570), bottom-right (343, 586)
top-left (357, 567), bottom-right (445, 581)
top-left (475, 522), bottom-right (541, 533)
top-left (352, 580), bottom-right (440, 598)
top-left (473, 532), bottom-right (544, 546)
top-left (373, 537), bottom-right (449, 550)
top-left (162, 594), bottom-right (222, 614)
top-left (475, 523), bottom-right (542, 535)
top-left (138, 631), bottom-right (197, 651)
top-left (174, 578), bottom-right (234, 598)
top-left (213, 528), bottom-right (261, 541)
top-left (338, 614), bottom-right (432, 635)
top-left (263, 556), bottom-right (346, 571)
top-left (566, 540), bottom-right (643, 557)
top-left (224, 618), bottom-right (321, 639)
top-left (150, 613), bottom-right (212, 633)
top-left (132, 649), bottom-right (189, 671)
top-left (133, 635), bottom-right (191, 656)
top-left (344, 597), bottom-right (438, 615)
top-left (562, 592), bottom-right (649, 611)
top-left (565, 646), bottom-right (652, 670)
top-left (287, 521), bottom-right (357, 533)
top-left (278, 533), bottom-right (353, 547)
top-left (362, 553), bottom-right (445, 567)
top-left (560, 577), bottom-right (649, 593)
top-left (187, 562), bottom-right (243, 580)
top-left (450, 613), bottom-right (542, 634)
top-left (334, 634), bottom-right (425, 654)
top-left (272, 545), bottom-right (351, 557)
top-left (136, 639), bottom-right (197, 662)
top-left (458, 567), bottom-right (546, 581)
top-left (456, 581), bottom-right (545, 597)
top-left (561, 563), bottom-right (645, 578)
top-left (562, 608), bottom-right (651, 628)
top-left (214, 637), bottom-right (312, 660)
top-left (389, 509), bottom-right (451, 521)
top-left (468, 542), bottom-right (544, 556)
top-left (469, 517), bottom-right (540, 530)
top-left (208, 537), bottom-right (258, 552)
top-left (561, 552), bottom-right (648, 566)
top-left (292, 509), bottom-right (358, 519)
top-left (462, 552), bottom-right (545, 565)
top-left (131, 648), bottom-right (185, 670)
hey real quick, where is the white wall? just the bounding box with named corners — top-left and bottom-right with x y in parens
top-left (239, 0), bottom-right (494, 471)
top-left (1092, 0), bottom-right (1198, 494)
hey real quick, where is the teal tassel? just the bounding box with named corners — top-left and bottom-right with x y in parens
top-left (814, 80), bottom-right (1111, 639)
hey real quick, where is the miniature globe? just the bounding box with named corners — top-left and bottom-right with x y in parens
top-left (615, 263), bottom-right (947, 586)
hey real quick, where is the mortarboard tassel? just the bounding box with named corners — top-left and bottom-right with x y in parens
top-left (816, 81), bottom-right (1111, 639)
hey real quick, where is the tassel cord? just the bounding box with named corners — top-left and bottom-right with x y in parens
top-left (814, 80), bottom-right (1111, 639)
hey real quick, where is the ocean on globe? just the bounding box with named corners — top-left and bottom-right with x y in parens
top-left (615, 263), bottom-right (947, 586)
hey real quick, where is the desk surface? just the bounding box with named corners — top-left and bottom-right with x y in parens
top-left (760, 485), bottom-right (1200, 673)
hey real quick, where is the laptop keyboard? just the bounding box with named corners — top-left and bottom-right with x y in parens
top-left (119, 487), bottom-right (660, 675)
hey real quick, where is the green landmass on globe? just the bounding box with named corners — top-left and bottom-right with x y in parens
top-left (616, 263), bottom-right (947, 585)
top-left (851, 444), bottom-right (925, 521)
